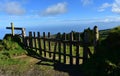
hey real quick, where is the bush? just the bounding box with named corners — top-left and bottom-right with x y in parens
top-left (102, 32), bottom-right (120, 64)
top-left (83, 31), bottom-right (120, 76)
top-left (2, 39), bottom-right (19, 50)
top-left (2, 34), bottom-right (22, 51)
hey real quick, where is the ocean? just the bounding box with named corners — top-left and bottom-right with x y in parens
top-left (1, 23), bottom-right (119, 40)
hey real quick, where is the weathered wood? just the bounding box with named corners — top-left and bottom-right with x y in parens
top-left (58, 33), bottom-right (61, 63)
top-left (6, 27), bottom-right (23, 30)
top-left (79, 33), bottom-right (81, 41)
top-left (93, 26), bottom-right (99, 54)
top-left (83, 31), bottom-right (89, 64)
top-left (48, 32), bottom-right (51, 57)
top-left (94, 26), bottom-right (99, 41)
top-left (43, 32), bottom-right (46, 57)
top-left (29, 32), bottom-right (33, 48)
top-left (24, 37), bottom-right (29, 48)
top-left (76, 33), bottom-right (80, 65)
top-left (22, 28), bottom-right (26, 37)
top-left (37, 32), bottom-right (42, 56)
top-left (63, 33), bottom-right (66, 64)
top-left (11, 22), bottom-right (14, 36)
top-left (26, 37), bottom-right (29, 47)
top-left (70, 32), bottom-right (73, 65)
top-left (6, 23), bottom-right (26, 36)
top-left (53, 41), bottom-right (57, 62)
top-left (18, 26), bottom-right (99, 65)
top-left (76, 44), bottom-right (79, 65)
top-left (22, 28), bottom-right (26, 45)
top-left (33, 32), bottom-right (37, 51)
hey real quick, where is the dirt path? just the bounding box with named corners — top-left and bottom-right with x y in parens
top-left (13, 55), bottom-right (40, 64)
top-left (13, 55), bottom-right (27, 59)
top-left (11, 55), bottom-right (83, 76)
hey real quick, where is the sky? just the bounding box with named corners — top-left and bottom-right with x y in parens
top-left (0, 0), bottom-right (120, 37)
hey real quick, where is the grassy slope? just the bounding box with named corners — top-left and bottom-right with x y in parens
top-left (83, 26), bottom-right (120, 76)
top-left (0, 26), bottom-right (120, 76)
top-left (99, 26), bottom-right (120, 40)
top-left (99, 25), bottom-right (120, 35)
top-left (0, 35), bottom-right (69, 76)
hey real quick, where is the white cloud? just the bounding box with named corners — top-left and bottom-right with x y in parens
top-left (98, 3), bottom-right (112, 12)
top-left (98, 0), bottom-right (120, 14)
top-left (81, 0), bottom-right (93, 6)
top-left (99, 16), bottom-right (120, 23)
top-left (0, 1), bottom-right (25, 15)
top-left (41, 2), bottom-right (67, 16)
top-left (112, 0), bottom-right (120, 14)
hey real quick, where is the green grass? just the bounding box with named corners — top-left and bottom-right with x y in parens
top-left (99, 25), bottom-right (120, 40)
top-left (3, 25), bottom-right (120, 76)
top-left (83, 25), bottom-right (120, 76)
top-left (0, 35), bottom-right (69, 76)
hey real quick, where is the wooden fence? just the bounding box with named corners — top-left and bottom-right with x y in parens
top-left (22, 26), bottom-right (99, 65)
top-left (6, 23), bottom-right (99, 65)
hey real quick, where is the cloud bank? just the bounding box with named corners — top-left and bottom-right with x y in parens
top-left (41, 2), bottom-right (67, 16)
top-left (81, 0), bottom-right (93, 6)
top-left (99, 0), bottom-right (120, 14)
top-left (112, 0), bottom-right (120, 14)
top-left (98, 3), bottom-right (112, 12)
top-left (0, 1), bottom-right (25, 15)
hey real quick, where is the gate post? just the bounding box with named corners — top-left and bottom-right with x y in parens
top-left (11, 22), bottom-right (14, 36)
top-left (93, 26), bottom-right (99, 54)
top-left (22, 28), bottom-right (26, 44)
top-left (22, 28), bottom-right (26, 38)
top-left (83, 31), bottom-right (89, 64)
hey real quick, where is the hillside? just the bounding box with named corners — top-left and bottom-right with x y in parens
top-left (99, 26), bottom-right (120, 39)
top-left (83, 25), bottom-right (120, 76)
top-left (102, 25), bottom-right (120, 32)
top-left (0, 35), bottom-right (69, 76)
top-left (0, 25), bottom-right (120, 76)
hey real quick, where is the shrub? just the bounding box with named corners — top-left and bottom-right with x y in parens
top-left (2, 34), bottom-right (22, 51)
top-left (83, 31), bottom-right (120, 76)
top-left (102, 32), bottom-right (120, 64)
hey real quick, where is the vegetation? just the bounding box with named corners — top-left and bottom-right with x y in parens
top-left (0, 34), bottom-right (68, 76)
top-left (83, 26), bottom-right (120, 76)
top-left (0, 26), bottom-right (120, 76)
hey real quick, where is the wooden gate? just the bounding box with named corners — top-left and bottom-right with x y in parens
top-left (23, 26), bottom-right (99, 65)
top-left (6, 23), bottom-right (99, 65)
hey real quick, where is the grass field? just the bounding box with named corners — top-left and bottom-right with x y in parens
top-left (1, 26), bottom-right (120, 76)
top-left (0, 35), bottom-right (70, 76)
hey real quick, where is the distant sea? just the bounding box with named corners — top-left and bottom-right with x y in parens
top-left (1, 23), bottom-right (120, 39)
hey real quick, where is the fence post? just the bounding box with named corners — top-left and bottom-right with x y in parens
top-left (26, 37), bottom-right (29, 48)
top-left (63, 33), bottom-right (66, 64)
top-left (43, 32), bottom-right (46, 57)
top-left (33, 32), bottom-right (37, 51)
top-left (22, 28), bottom-right (26, 46)
top-left (48, 32), bottom-right (51, 57)
top-left (70, 32), bottom-right (73, 65)
top-left (79, 33), bottom-right (81, 41)
top-left (22, 28), bottom-right (26, 37)
top-left (53, 36), bottom-right (58, 62)
top-left (93, 26), bottom-right (99, 54)
top-left (29, 32), bottom-right (33, 49)
top-left (37, 32), bottom-right (42, 56)
top-left (58, 32), bottom-right (61, 63)
top-left (11, 22), bottom-right (14, 36)
top-left (83, 31), bottom-right (89, 64)
top-left (76, 33), bottom-right (80, 65)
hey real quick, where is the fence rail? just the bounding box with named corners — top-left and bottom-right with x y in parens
top-left (22, 26), bottom-right (99, 65)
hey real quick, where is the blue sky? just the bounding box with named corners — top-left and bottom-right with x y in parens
top-left (0, 0), bottom-right (120, 29)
